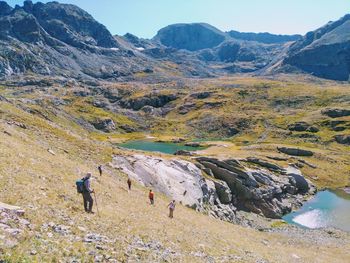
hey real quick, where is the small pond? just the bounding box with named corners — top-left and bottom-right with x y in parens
top-left (118, 140), bottom-right (206, 154)
top-left (283, 189), bottom-right (350, 232)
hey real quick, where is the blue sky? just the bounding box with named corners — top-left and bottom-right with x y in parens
top-left (7, 0), bottom-right (350, 38)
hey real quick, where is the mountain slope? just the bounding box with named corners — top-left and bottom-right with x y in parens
top-left (227, 30), bottom-right (301, 44)
top-left (0, 1), bottom-right (151, 80)
top-left (278, 15), bottom-right (350, 80)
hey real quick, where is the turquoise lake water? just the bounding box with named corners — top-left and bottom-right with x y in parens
top-left (118, 140), bottom-right (206, 154)
top-left (283, 190), bottom-right (350, 231)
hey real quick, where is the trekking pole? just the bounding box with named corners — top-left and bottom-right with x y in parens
top-left (93, 192), bottom-right (100, 217)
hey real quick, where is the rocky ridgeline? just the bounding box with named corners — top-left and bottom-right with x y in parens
top-left (111, 153), bottom-right (316, 223)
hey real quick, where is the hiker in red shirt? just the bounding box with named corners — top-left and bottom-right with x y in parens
top-left (149, 189), bottom-right (154, 205)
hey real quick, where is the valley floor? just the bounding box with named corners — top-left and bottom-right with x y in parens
top-left (0, 76), bottom-right (350, 262)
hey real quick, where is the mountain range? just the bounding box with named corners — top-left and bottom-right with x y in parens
top-left (0, 0), bottom-right (349, 81)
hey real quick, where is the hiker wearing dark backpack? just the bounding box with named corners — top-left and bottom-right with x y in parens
top-left (149, 189), bottom-right (154, 205)
top-left (98, 165), bottom-right (102, 177)
top-left (82, 173), bottom-right (94, 213)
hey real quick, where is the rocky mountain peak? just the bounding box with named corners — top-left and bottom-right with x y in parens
top-left (154, 23), bottom-right (227, 51)
top-left (0, 1), bottom-right (12, 16)
top-left (0, 1), bottom-right (118, 48)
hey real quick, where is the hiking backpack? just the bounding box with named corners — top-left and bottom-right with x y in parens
top-left (76, 177), bottom-right (87, 194)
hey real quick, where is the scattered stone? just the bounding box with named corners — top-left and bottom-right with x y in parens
top-left (0, 202), bottom-right (25, 216)
top-left (47, 149), bottom-right (56, 155)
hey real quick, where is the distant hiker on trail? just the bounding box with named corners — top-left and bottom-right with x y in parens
top-left (149, 190), bottom-right (154, 205)
top-left (79, 173), bottom-right (94, 213)
top-left (168, 200), bottom-right (176, 218)
top-left (98, 165), bottom-right (102, 177)
top-left (127, 177), bottom-right (132, 190)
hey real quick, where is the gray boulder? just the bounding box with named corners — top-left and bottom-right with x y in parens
top-left (92, 118), bottom-right (116, 132)
top-left (277, 147), bottom-right (314, 156)
top-left (322, 108), bottom-right (350, 118)
top-left (288, 122), bottom-right (319, 133)
top-left (214, 180), bottom-right (232, 204)
top-left (334, 134), bottom-right (350, 145)
top-left (288, 174), bottom-right (309, 193)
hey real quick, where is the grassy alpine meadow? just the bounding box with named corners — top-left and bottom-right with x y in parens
top-left (0, 75), bottom-right (350, 262)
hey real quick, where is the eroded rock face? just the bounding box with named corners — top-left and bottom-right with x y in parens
top-left (196, 157), bottom-right (315, 219)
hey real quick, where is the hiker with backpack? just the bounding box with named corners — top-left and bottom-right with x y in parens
top-left (149, 189), bottom-right (154, 205)
top-left (76, 173), bottom-right (94, 213)
top-left (167, 200), bottom-right (176, 218)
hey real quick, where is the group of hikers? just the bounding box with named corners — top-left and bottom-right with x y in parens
top-left (76, 165), bottom-right (176, 218)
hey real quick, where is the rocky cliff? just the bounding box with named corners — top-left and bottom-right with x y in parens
top-left (277, 15), bottom-right (350, 80)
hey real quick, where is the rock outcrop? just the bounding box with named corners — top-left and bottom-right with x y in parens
top-left (277, 147), bottom-right (314, 157)
top-left (196, 157), bottom-right (315, 219)
top-left (120, 94), bottom-right (177, 111)
top-left (334, 134), bottom-right (350, 145)
top-left (110, 154), bottom-right (236, 222)
top-left (92, 118), bottom-right (116, 133)
top-left (322, 108), bottom-right (350, 118)
top-left (288, 122), bottom-right (319, 133)
top-left (111, 153), bottom-right (315, 220)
